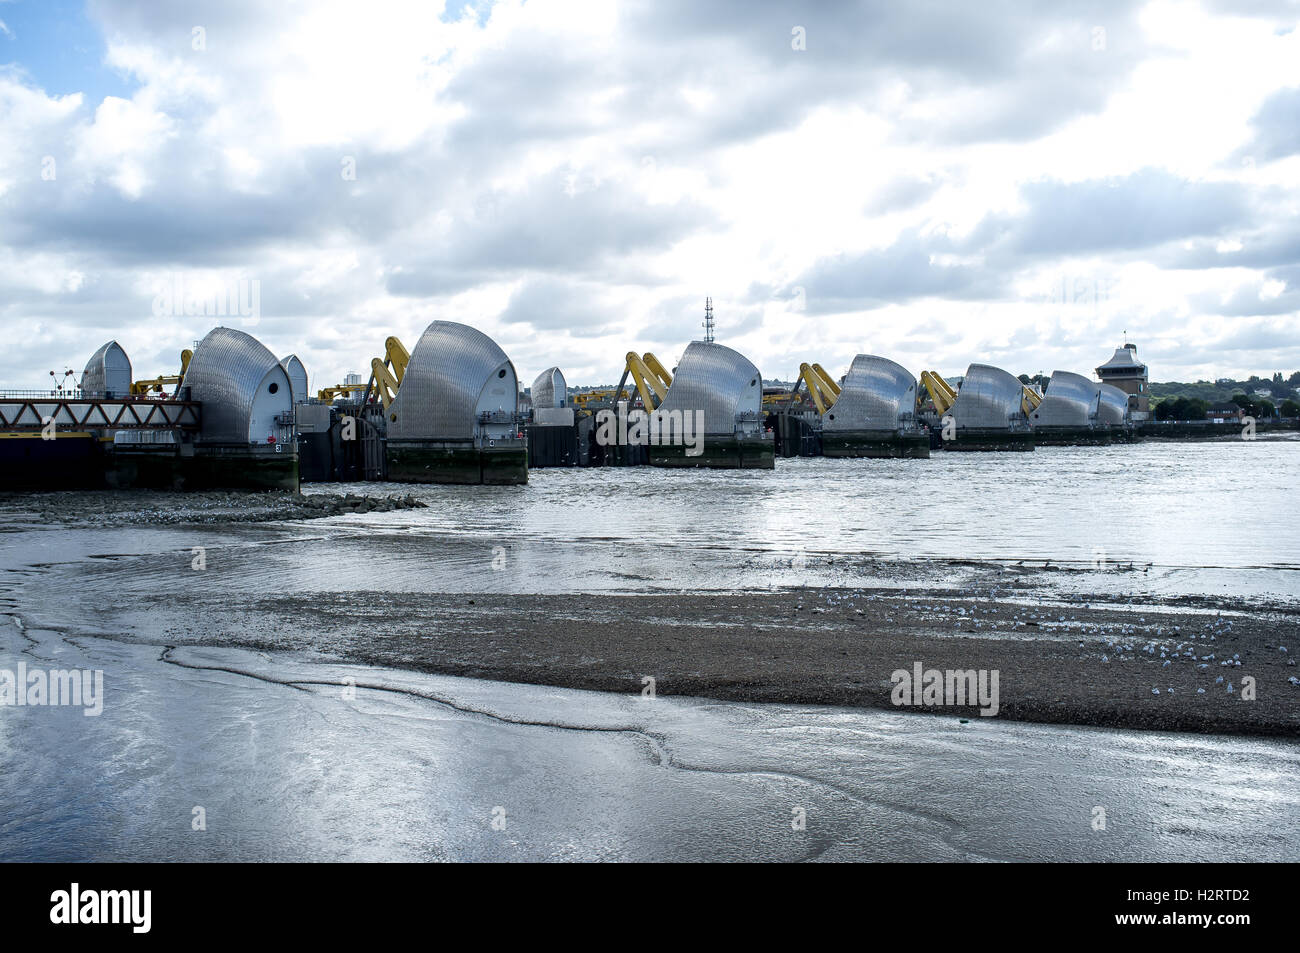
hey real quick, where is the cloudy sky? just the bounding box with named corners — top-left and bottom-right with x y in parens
top-left (1, 0), bottom-right (1298, 393)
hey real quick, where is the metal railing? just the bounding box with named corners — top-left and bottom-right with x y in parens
top-left (0, 388), bottom-right (94, 400)
top-left (477, 410), bottom-right (524, 425)
top-left (0, 389), bottom-right (182, 401)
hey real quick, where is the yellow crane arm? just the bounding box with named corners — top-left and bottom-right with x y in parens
top-left (571, 389), bottom-right (630, 408)
top-left (1021, 384), bottom-right (1042, 416)
top-left (317, 384), bottom-right (365, 401)
top-left (798, 363), bottom-right (837, 415)
top-left (642, 352), bottom-right (673, 390)
top-left (921, 370), bottom-right (958, 415)
top-left (810, 363), bottom-right (841, 400)
top-left (385, 336), bottom-right (410, 383)
top-left (360, 335), bottom-right (411, 410)
top-left (762, 389), bottom-right (790, 410)
top-left (371, 357), bottom-right (402, 410)
top-left (131, 377), bottom-right (176, 396)
top-left (131, 349), bottom-right (193, 396)
top-left (624, 352), bottom-right (669, 410)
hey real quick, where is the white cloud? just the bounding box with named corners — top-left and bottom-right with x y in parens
top-left (1, 0), bottom-right (1298, 389)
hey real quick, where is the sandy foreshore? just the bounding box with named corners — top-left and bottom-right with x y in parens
top-left (114, 585), bottom-right (1300, 737)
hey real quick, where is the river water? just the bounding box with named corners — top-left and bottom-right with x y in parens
top-left (314, 436), bottom-right (1300, 600)
top-left (1, 437), bottom-right (1297, 861)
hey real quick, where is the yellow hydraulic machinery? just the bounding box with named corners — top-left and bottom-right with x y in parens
top-left (788, 366), bottom-right (814, 412)
top-left (570, 388), bottom-right (630, 409)
top-left (762, 388), bottom-right (794, 410)
top-left (370, 362), bottom-right (400, 410)
top-left (810, 363), bottom-right (841, 401)
top-left (1020, 383), bottom-right (1043, 417)
top-left (368, 336), bottom-right (410, 411)
top-left (641, 352), bottom-right (673, 392)
top-left (920, 370), bottom-right (958, 415)
top-left (794, 362), bottom-right (840, 415)
top-left (317, 384), bottom-right (367, 402)
top-left (131, 349), bottom-right (193, 396)
top-left (613, 351), bottom-right (670, 411)
top-left (383, 336), bottom-right (410, 381)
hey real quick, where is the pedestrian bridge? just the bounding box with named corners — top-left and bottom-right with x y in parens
top-left (0, 395), bottom-right (200, 431)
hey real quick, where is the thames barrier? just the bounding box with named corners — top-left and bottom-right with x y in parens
top-left (1, 315), bottom-right (1249, 492)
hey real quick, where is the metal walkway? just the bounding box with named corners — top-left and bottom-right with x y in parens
top-left (0, 397), bottom-right (200, 431)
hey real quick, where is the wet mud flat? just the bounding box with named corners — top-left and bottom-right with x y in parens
top-left (95, 584), bottom-right (1300, 738)
top-left (5, 622), bottom-right (1297, 862)
top-left (0, 489), bottom-right (426, 526)
top-left (1, 486), bottom-right (1298, 739)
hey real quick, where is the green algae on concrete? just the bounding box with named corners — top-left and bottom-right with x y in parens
top-left (386, 441), bottom-right (527, 485)
top-left (822, 430), bottom-right (931, 459)
top-left (941, 430), bottom-right (1035, 452)
top-left (649, 436), bottom-right (775, 469)
top-left (1028, 427), bottom-right (1114, 447)
top-left (182, 446), bottom-right (300, 491)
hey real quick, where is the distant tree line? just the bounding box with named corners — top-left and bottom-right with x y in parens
top-left (1148, 371), bottom-right (1300, 408)
top-left (1153, 392), bottom-right (1300, 420)
top-left (1153, 396), bottom-right (1210, 421)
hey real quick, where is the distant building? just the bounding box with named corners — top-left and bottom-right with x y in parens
top-left (1096, 343), bottom-right (1149, 419)
top-left (1206, 405), bottom-right (1242, 423)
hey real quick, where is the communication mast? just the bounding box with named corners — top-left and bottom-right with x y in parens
top-left (702, 297), bottom-right (715, 343)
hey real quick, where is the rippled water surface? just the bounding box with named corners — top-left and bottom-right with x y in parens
top-left (294, 438), bottom-right (1300, 598)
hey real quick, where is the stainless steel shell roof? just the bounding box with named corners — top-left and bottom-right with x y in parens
top-left (387, 321), bottom-right (518, 440)
top-left (1096, 383), bottom-right (1130, 426)
top-left (655, 341), bottom-right (762, 435)
top-left (531, 367), bottom-right (566, 409)
top-left (949, 363), bottom-right (1026, 430)
top-left (82, 340), bottom-right (132, 397)
top-left (183, 327), bottom-right (288, 443)
top-left (1030, 371), bottom-right (1099, 428)
top-left (279, 354), bottom-right (308, 403)
top-left (823, 355), bottom-right (917, 432)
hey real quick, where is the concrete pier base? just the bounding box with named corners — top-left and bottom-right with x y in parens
top-left (1029, 427), bottom-right (1113, 447)
top-left (106, 446), bottom-right (188, 490)
top-left (649, 436), bottom-right (775, 469)
top-left (180, 445), bottom-right (300, 491)
top-left (2, 436), bottom-right (299, 491)
top-left (941, 430), bottom-right (1035, 452)
top-left (822, 430), bottom-right (931, 459)
top-left (386, 441), bottom-right (528, 485)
